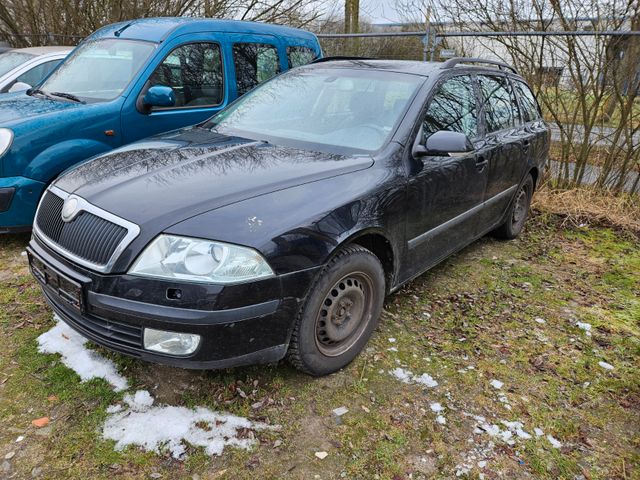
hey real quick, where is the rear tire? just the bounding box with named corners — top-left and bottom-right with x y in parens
top-left (492, 175), bottom-right (534, 240)
top-left (287, 245), bottom-right (385, 376)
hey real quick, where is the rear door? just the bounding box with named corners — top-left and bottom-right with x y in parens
top-left (405, 74), bottom-right (489, 279)
top-left (512, 79), bottom-right (550, 171)
top-left (477, 74), bottom-right (528, 227)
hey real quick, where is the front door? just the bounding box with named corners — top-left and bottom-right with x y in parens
top-left (121, 37), bottom-right (229, 144)
top-left (405, 75), bottom-right (489, 279)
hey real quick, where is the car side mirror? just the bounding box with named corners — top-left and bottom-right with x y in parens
top-left (412, 128), bottom-right (474, 158)
top-left (8, 81), bottom-right (32, 93)
top-left (143, 85), bottom-right (176, 109)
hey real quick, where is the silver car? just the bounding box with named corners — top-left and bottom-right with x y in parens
top-left (0, 46), bottom-right (72, 93)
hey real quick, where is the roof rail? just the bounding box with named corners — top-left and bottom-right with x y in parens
top-left (440, 57), bottom-right (518, 74)
top-left (312, 56), bottom-right (374, 64)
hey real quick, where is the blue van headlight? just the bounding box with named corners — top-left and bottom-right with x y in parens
top-left (0, 129), bottom-right (13, 158)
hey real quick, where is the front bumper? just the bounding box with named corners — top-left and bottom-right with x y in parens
top-left (28, 236), bottom-right (320, 369)
top-left (0, 176), bottom-right (46, 232)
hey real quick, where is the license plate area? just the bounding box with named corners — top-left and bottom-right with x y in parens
top-left (29, 252), bottom-right (84, 312)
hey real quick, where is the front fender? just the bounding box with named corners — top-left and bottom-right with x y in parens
top-left (24, 139), bottom-right (114, 182)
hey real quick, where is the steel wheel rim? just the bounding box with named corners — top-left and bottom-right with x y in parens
top-left (512, 187), bottom-right (528, 228)
top-left (314, 271), bottom-right (375, 357)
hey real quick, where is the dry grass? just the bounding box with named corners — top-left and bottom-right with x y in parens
top-left (533, 185), bottom-right (640, 235)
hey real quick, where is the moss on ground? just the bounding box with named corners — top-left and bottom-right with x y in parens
top-left (0, 215), bottom-right (638, 479)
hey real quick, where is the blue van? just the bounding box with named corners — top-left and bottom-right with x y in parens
top-left (0, 18), bottom-right (321, 231)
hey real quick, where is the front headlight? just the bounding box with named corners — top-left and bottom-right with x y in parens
top-left (129, 234), bottom-right (274, 284)
top-left (0, 128), bottom-right (14, 158)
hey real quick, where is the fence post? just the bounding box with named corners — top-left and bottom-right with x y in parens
top-left (423, 7), bottom-right (431, 62)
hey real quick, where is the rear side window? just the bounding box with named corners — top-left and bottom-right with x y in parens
top-left (149, 42), bottom-right (223, 108)
top-left (514, 80), bottom-right (542, 122)
top-left (286, 46), bottom-right (317, 68)
top-left (479, 75), bottom-right (515, 132)
top-left (16, 59), bottom-right (62, 87)
top-left (423, 75), bottom-right (478, 139)
top-left (233, 43), bottom-right (280, 96)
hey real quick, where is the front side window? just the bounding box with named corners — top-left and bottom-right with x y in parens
top-left (514, 80), bottom-right (541, 122)
top-left (40, 39), bottom-right (155, 102)
top-left (148, 42), bottom-right (223, 108)
top-left (0, 51), bottom-right (35, 77)
top-left (233, 43), bottom-right (280, 96)
top-left (287, 46), bottom-right (317, 69)
top-left (423, 75), bottom-right (478, 139)
top-left (16, 59), bottom-right (62, 87)
top-left (207, 68), bottom-right (423, 152)
top-left (479, 75), bottom-right (515, 132)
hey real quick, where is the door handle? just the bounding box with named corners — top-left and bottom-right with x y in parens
top-left (475, 155), bottom-right (488, 170)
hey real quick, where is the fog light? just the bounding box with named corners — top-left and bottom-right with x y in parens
top-left (143, 328), bottom-right (201, 356)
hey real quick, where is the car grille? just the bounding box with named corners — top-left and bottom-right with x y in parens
top-left (70, 309), bottom-right (143, 349)
top-left (34, 189), bottom-right (138, 272)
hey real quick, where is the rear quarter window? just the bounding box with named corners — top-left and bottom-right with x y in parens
top-left (286, 46), bottom-right (317, 69)
top-left (514, 80), bottom-right (542, 122)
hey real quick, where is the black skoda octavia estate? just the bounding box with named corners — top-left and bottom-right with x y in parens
top-left (28, 58), bottom-right (549, 376)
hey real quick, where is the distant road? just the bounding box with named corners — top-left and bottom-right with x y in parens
top-left (547, 160), bottom-right (638, 193)
top-left (549, 123), bottom-right (640, 147)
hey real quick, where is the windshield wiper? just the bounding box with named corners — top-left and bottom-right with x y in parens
top-left (50, 92), bottom-right (85, 104)
top-left (28, 88), bottom-right (55, 100)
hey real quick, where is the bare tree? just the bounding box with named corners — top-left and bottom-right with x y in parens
top-left (0, 0), bottom-right (329, 46)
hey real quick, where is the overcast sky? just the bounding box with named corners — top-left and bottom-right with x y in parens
top-left (359, 0), bottom-right (403, 24)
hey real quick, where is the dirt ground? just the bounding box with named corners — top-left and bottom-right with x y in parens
top-left (0, 212), bottom-right (638, 479)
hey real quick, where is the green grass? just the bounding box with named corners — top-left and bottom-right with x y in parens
top-left (0, 215), bottom-right (639, 479)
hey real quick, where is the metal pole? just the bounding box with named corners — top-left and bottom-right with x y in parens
top-left (423, 7), bottom-right (431, 62)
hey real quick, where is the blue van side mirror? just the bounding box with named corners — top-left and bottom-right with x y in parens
top-left (143, 86), bottom-right (176, 108)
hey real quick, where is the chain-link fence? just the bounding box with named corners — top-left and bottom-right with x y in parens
top-left (1, 27), bottom-right (638, 193)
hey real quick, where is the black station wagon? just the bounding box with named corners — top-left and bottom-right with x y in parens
top-left (28, 58), bottom-right (549, 376)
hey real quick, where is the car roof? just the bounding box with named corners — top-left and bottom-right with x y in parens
top-left (89, 17), bottom-right (318, 44)
top-left (308, 59), bottom-right (523, 79)
top-left (11, 46), bottom-right (73, 56)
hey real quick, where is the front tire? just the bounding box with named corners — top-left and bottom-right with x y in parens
top-left (287, 245), bottom-right (385, 376)
top-left (492, 175), bottom-right (534, 240)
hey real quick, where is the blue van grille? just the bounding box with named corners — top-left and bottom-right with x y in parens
top-left (35, 191), bottom-right (128, 266)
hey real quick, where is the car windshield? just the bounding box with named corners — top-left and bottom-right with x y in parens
top-left (0, 51), bottom-right (35, 77)
top-left (38, 39), bottom-right (155, 102)
top-left (206, 68), bottom-right (424, 152)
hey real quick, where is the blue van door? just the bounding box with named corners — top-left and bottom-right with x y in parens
top-left (120, 34), bottom-right (233, 144)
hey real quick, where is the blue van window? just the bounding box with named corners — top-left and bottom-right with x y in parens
top-left (286, 46), bottom-right (317, 68)
top-left (233, 43), bottom-right (279, 96)
top-left (149, 42), bottom-right (223, 108)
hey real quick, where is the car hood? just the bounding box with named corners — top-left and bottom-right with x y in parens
top-left (0, 93), bottom-right (82, 124)
top-left (54, 127), bottom-right (374, 232)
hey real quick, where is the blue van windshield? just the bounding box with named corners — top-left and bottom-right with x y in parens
top-left (39, 39), bottom-right (155, 102)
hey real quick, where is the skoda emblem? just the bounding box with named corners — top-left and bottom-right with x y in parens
top-left (61, 196), bottom-right (80, 222)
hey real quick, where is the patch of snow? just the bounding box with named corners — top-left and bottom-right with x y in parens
top-left (430, 402), bottom-right (444, 413)
top-left (37, 316), bottom-right (128, 392)
top-left (546, 434), bottom-right (562, 449)
top-left (332, 407), bottom-right (349, 417)
top-left (501, 421), bottom-right (532, 439)
top-left (389, 368), bottom-right (438, 388)
top-left (489, 379), bottom-right (503, 390)
top-left (477, 460), bottom-right (487, 468)
top-left (534, 427), bottom-right (544, 437)
top-left (598, 361), bottom-right (614, 371)
top-left (576, 322), bottom-right (592, 336)
top-left (106, 404), bottom-right (122, 414)
top-left (388, 338), bottom-right (396, 343)
top-left (534, 317), bottom-right (546, 324)
top-left (436, 415), bottom-right (446, 425)
top-left (387, 347), bottom-right (398, 352)
top-left (102, 390), bottom-right (274, 459)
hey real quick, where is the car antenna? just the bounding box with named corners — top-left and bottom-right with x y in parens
top-left (113, 22), bottom-right (134, 37)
